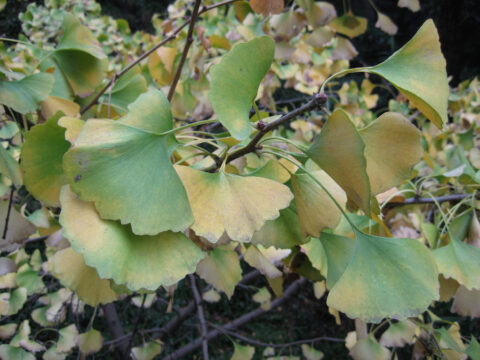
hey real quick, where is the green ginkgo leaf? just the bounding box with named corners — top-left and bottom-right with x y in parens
top-left (196, 248), bottom-right (242, 298)
top-left (318, 232), bottom-right (355, 289)
top-left (0, 145), bottom-right (22, 187)
top-left (251, 206), bottom-right (306, 249)
top-left (59, 186), bottom-right (204, 291)
top-left (359, 112), bottom-right (423, 195)
top-left (176, 165), bottom-right (293, 243)
top-left (131, 340), bottom-right (163, 360)
top-left (0, 73), bottom-right (54, 114)
top-left (231, 341), bottom-right (255, 360)
top-left (63, 89), bottom-right (192, 235)
top-left (433, 238), bottom-right (480, 290)
top-left (327, 230), bottom-right (439, 323)
top-left (21, 112), bottom-right (70, 207)
top-left (0, 345), bottom-right (35, 360)
top-left (50, 247), bottom-right (118, 306)
top-left (99, 66), bottom-right (147, 114)
top-left (292, 169), bottom-right (347, 237)
top-left (329, 13), bottom-right (368, 38)
top-left (350, 337), bottom-right (391, 360)
top-left (307, 109), bottom-right (371, 214)
top-left (51, 13), bottom-right (107, 97)
top-left (365, 20), bottom-right (448, 128)
top-left (208, 36), bottom-right (275, 140)
top-left (77, 328), bottom-right (103, 356)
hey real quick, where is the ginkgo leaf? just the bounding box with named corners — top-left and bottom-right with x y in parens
top-left (292, 169), bottom-right (347, 237)
top-left (365, 20), bottom-right (448, 128)
top-left (397, 0), bottom-right (420, 12)
top-left (307, 109), bottom-right (370, 214)
top-left (58, 117), bottom-right (85, 144)
top-left (131, 340), bottom-right (163, 360)
top-left (327, 230), bottom-right (439, 323)
top-left (253, 287), bottom-right (271, 310)
top-left (0, 73), bottom-right (54, 114)
top-left (231, 341), bottom-right (255, 360)
top-left (208, 36), bottom-right (275, 140)
top-left (359, 112), bottom-right (422, 195)
top-left (301, 344), bottom-right (324, 360)
top-left (250, 0), bottom-right (283, 16)
top-left (176, 165), bottom-right (293, 243)
top-left (51, 13), bottom-right (107, 97)
top-left (375, 12), bottom-right (398, 35)
top-left (99, 66), bottom-right (147, 114)
top-left (63, 89), bottom-right (193, 235)
top-left (0, 145), bottom-right (22, 187)
top-left (251, 206), bottom-right (306, 249)
top-left (56, 324), bottom-right (78, 353)
top-left (244, 245), bottom-right (282, 279)
top-left (466, 337), bottom-right (480, 360)
top-left (10, 320), bottom-right (45, 353)
top-left (329, 13), bottom-right (368, 38)
top-left (297, 0), bottom-right (336, 27)
top-left (148, 47), bottom-right (178, 86)
top-left (0, 288), bottom-right (27, 316)
top-left (21, 112), bottom-right (70, 207)
top-left (433, 238), bottom-right (480, 290)
top-left (50, 247), bottom-right (118, 306)
top-left (40, 96), bottom-right (80, 119)
top-left (0, 345), bottom-right (35, 360)
top-left (451, 286), bottom-right (480, 318)
top-left (0, 201), bottom-right (36, 248)
top-left (318, 232), bottom-right (355, 289)
top-left (76, 328), bottom-right (103, 356)
top-left (350, 337), bottom-right (391, 360)
top-left (196, 248), bottom-right (242, 298)
top-left (59, 186), bottom-right (204, 291)
top-left (302, 238), bottom-right (327, 276)
top-left (379, 321), bottom-right (416, 347)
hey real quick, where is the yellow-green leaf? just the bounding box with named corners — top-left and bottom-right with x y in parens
top-left (208, 36), bottom-right (275, 140)
top-left (76, 328), bottom-right (103, 356)
top-left (307, 109), bottom-right (370, 214)
top-left (327, 230), bottom-right (439, 323)
top-left (176, 165), bottom-right (293, 243)
top-left (365, 20), bottom-right (448, 128)
top-left (21, 112), bottom-right (70, 207)
top-left (359, 112), bottom-right (422, 195)
top-left (131, 340), bottom-right (163, 360)
top-left (63, 90), bottom-right (193, 235)
top-left (50, 247), bottom-right (118, 306)
top-left (0, 146), bottom-right (22, 187)
top-left (231, 341), bottom-right (255, 360)
top-left (60, 186), bottom-right (204, 291)
top-left (196, 248), bottom-right (242, 298)
top-left (329, 13), bottom-right (368, 38)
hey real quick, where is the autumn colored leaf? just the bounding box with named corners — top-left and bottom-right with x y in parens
top-left (250, 0), bottom-right (283, 16)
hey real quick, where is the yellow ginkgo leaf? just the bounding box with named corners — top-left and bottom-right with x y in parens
top-left (176, 165), bottom-right (293, 243)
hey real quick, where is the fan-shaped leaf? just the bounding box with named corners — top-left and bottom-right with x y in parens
top-left (0, 73), bottom-right (54, 114)
top-left (208, 36), bottom-right (275, 140)
top-left (327, 230), bottom-right (439, 323)
top-left (59, 186), bottom-right (204, 291)
top-left (21, 112), bottom-right (70, 206)
top-left (51, 247), bottom-right (118, 306)
top-left (0, 146), bottom-right (22, 187)
top-left (365, 20), bottom-right (448, 128)
top-left (176, 165), bottom-right (293, 242)
top-left (63, 90), bottom-right (192, 235)
top-left (329, 13), bottom-right (368, 38)
top-left (307, 109), bottom-right (370, 214)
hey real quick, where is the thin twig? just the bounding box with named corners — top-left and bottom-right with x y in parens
top-left (80, 0), bottom-right (240, 115)
top-left (189, 275), bottom-right (209, 360)
top-left (103, 303), bottom-right (128, 358)
top-left (128, 294), bottom-right (147, 353)
top-left (384, 194), bottom-right (470, 209)
top-left (168, 0), bottom-right (202, 101)
top-left (2, 186), bottom-right (14, 240)
top-left (210, 324), bottom-right (345, 348)
top-left (161, 278), bottom-right (307, 360)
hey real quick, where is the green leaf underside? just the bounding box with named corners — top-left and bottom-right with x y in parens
top-left (327, 230), bottom-right (439, 323)
top-left (251, 206), bottom-right (306, 249)
top-left (51, 13), bottom-right (107, 97)
top-left (21, 112), bottom-right (70, 207)
top-left (176, 165), bottom-right (293, 243)
top-left (208, 36), bottom-right (275, 140)
top-left (63, 89), bottom-right (193, 235)
top-left (59, 186), bottom-right (204, 291)
top-left (433, 238), bottom-right (480, 290)
top-left (308, 108), bottom-right (371, 214)
top-left (0, 73), bottom-right (54, 114)
top-left (366, 19), bottom-right (448, 128)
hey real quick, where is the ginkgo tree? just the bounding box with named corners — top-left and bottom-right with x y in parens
top-left (0, 0), bottom-right (479, 358)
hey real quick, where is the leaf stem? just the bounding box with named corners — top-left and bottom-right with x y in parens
top-left (160, 119), bottom-right (218, 135)
top-left (319, 67), bottom-right (368, 94)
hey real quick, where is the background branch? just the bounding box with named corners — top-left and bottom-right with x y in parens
top-left (189, 274), bottom-right (209, 360)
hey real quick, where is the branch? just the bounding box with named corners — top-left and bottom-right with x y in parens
top-left (161, 278), bottom-right (307, 360)
top-left (103, 303), bottom-right (128, 358)
top-left (384, 194), bottom-right (470, 209)
top-left (189, 275), bottom-right (209, 360)
top-left (167, 0), bottom-right (202, 101)
top-left (2, 187), bottom-right (14, 240)
top-left (80, 0), bottom-right (240, 115)
top-left (128, 294), bottom-right (147, 353)
top-left (209, 94), bottom-right (326, 170)
top-left (211, 325), bottom-right (344, 348)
